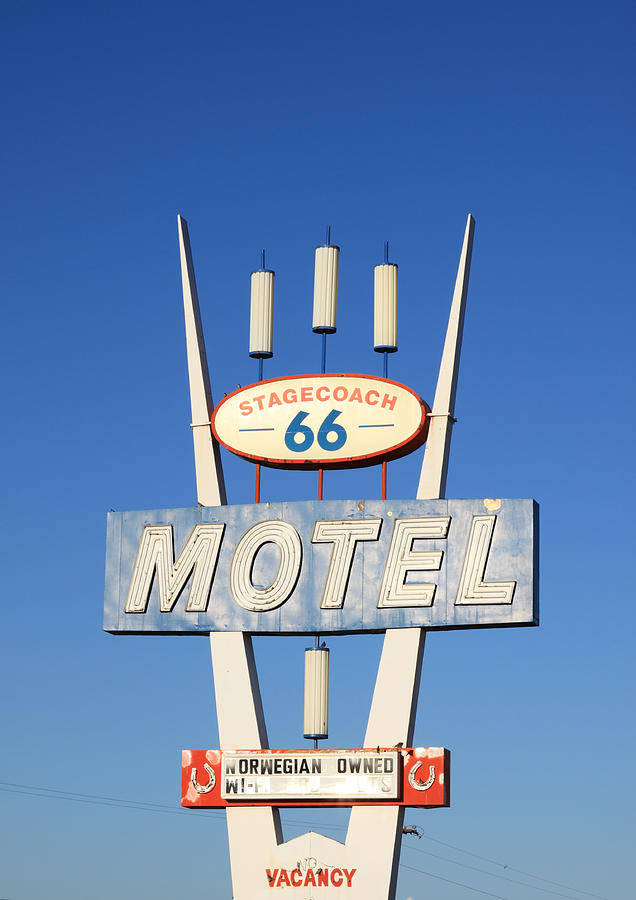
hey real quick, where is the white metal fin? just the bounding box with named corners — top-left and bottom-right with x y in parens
top-left (345, 216), bottom-right (475, 897)
top-left (345, 626), bottom-right (426, 897)
top-left (417, 214), bottom-right (475, 500)
top-left (179, 216), bottom-right (280, 887)
top-left (177, 214), bottom-right (227, 507)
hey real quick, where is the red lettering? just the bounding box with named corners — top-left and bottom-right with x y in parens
top-left (304, 869), bottom-right (317, 887)
top-left (277, 869), bottom-right (291, 887)
top-left (381, 393), bottom-right (397, 410)
top-left (331, 868), bottom-right (343, 887)
top-left (282, 389), bottom-right (297, 404)
top-left (333, 386), bottom-right (347, 401)
top-left (317, 869), bottom-right (329, 887)
top-left (254, 394), bottom-right (266, 411)
top-left (301, 386), bottom-right (313, 402)
top-left (290, 869), bottom-right (302, 887)
top-left (348, 387), bottom-right (363, 404)
top-left (343, 868), bottom-right (357, 887)
top-left (365, 389), bottom-right (379, 405)
top-left (316, 386), bottom-right (330, 402)
top-left (239, 400), bottom-right (253, 416)
top-left (266, 869), bottom-right (278, 887)
top-left (268, 392), bottom-right (282, 408)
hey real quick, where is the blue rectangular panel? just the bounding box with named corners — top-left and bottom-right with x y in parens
top-left (103, 499), bottom-right (538, 634)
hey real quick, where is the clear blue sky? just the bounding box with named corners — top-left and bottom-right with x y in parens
top-left (1, 1), bottom-right (634, 898)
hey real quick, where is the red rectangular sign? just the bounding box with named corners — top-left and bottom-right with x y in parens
top-left (181, 747), bottom-right (449, 808)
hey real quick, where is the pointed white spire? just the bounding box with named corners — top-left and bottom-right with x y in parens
top-left (177, 215), bottom-right (227, 506)
top-left (417, 214), bottom-right (475, 500)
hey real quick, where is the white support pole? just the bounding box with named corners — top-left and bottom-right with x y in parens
top-left (178, 214), bottom-right (227, 507)
top-left (178, 217), bottom-right (281, 897)
top-left (345, 216), bottom-right (475, 899)
top-left (210, 632), bottom-right (283, 898)
top-left (417, 214), bottom-right (475, 501)
top-left (346, 627), bottom-right (426, 898)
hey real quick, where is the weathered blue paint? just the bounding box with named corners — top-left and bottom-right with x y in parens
top-left (104, 498), bottom-right (538, 635)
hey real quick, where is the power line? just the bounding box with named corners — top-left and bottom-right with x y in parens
top-left (403, 842), bottom-right (596, 900)
top-left (0, 782), bottom-right (348, 838)
top-left (400, 862), bottom-right (516, 899)
top-left (0, 782), bottom-right (612, 900)
top-left (0, 783), bottom-right (224, 820)
top-left (418, 831), bottom-right (611, 900)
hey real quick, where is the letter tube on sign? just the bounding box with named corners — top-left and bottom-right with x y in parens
top-left (124, 524), bottom-right (225, 613)
top-left (377, 516), bottom-right (450, 607)
top-left (230, 520), bottom-right (302, 611)
top-left (455, 515), bottom-right (516, 605)
top-left (311, 518), bottom-right (382, 608)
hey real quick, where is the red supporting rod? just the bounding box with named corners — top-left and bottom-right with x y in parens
top-left (318, 468), bottom-right (324, 500)
top-left (255, 463), bottom-right (261, 504)
top-left (381, 461), bottom-right (387, 500)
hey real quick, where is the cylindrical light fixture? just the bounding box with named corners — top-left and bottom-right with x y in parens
top-left (249, 268), bottom-right (274, 358)
top-left (374, 262), bottom-right (398, 353)
top-left (312, 244), bottom-right (339, 334)
top-left (304, 646), bottom-right (329, 740)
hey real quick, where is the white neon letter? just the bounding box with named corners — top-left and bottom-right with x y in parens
top-left (455, 515), bottom-right (516, 604)
top-left (230, 521), bottom-right (302, 612)
top-left (377, 516), bottom-right (450, 607)
top-left (312, 518), bottom-right (382, 608)
top-left (124, 524), bottom-right (225, 613)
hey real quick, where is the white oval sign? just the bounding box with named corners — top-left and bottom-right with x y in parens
top-left (211, 374), bottom-right (430, 469)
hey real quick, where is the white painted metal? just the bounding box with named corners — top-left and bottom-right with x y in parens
top-left (313, 244), bottom-right (339, 333)
top-left (210, 632), bottom-right (283, 898)
top-left (177, 215), bottom-right (227, 506)
top-left (374, 263), bottom-right (398, 351)
top-left (304, 647), bottom-right (329, 739)
top-left (249, 269), bottom-right (274, 357)
top-left (179, 216), bottom-right (475, 899)
top-left (345, 626), bottom-right (426, 898)
top-left (417, 213), bottom-right (475, 501)
top-left (341, 217), bottom-right (475, 897)
top-left (179, 218), bottom-right (282, 896)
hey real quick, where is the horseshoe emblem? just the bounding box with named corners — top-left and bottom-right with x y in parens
top-left (191, 763), bottom-right (216, 794)
top-left (408, 762), bottom-right (435, 791)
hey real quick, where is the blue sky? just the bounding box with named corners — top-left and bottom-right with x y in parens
top-left (1, 1), bottom-right (634, 898)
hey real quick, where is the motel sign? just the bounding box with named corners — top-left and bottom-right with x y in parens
top-left (104, 214), bottom-right (538, 898)
top-left (105, 498), bottom-right (537, 634)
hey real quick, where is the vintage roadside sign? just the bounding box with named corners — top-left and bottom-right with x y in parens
top-left (181, 747), bottom-right (449, 808)
top-left (104, 215), bottom-right (538, 900)
top-left (104, 497), bottom-right (538, 634)
top-left (211, 374), bottom-right (430, 469)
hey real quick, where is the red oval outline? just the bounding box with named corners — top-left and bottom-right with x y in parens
top-left (211, 373), bottom-right (430, 470)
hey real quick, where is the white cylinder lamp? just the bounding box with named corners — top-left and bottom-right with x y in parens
top-left (304, 647), bottom-right (329, 740)
top-left (312, 245), bottom-right (339, 334)
top-left (249, 269), bottom-right (274, 358)
top-left (374, 263), bottom-right (398, 352)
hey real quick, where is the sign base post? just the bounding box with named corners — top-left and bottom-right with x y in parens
top-left (209, 628), bottom-right (427, 899)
